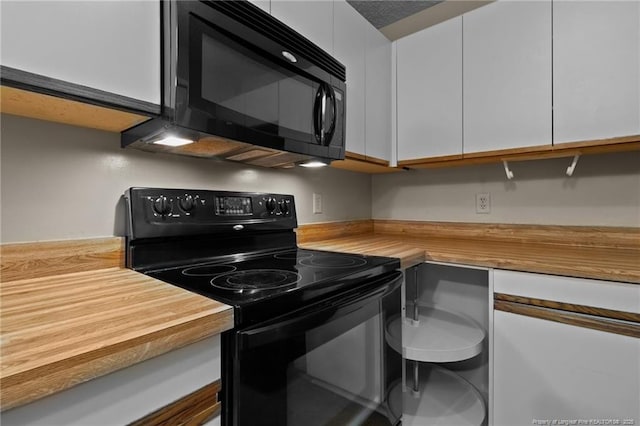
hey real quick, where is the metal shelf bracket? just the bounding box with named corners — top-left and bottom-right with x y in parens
top-left (566, 155), bottom-right (581, 176)
top-left (502, 161), bottom-right (514, 179)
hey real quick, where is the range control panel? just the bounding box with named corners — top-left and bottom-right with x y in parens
top-left (126, 188), bottom-right (297, 240)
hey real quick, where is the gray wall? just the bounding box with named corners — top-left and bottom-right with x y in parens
top-left (2, 114), bottom-right (639, 244)
top-left (0, 114), bottom-right (372, 243)
top-left (373, 151), bottom-right (640, 227)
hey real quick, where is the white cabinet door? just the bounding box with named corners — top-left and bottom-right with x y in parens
top-left (1, 336), bottom-right (221, 426)
top-left (463, 1), bottom-right (552, 153)
top-left (270, 0), bottom-right (334, 55)
top-left (493, 311), bottom-right (640, 426)
top-left (365, 26), bottom-right (392, 162)
top-left (493, 270), bottom-right (640, 426)
top-left (333, 0), bottom-right (368, 156)
top-left (397, 17), bottom-right (463, 161)
top-left (0, 1), bottom-right (160, 105)
top-left (553, 1), bottom-right (640, 143)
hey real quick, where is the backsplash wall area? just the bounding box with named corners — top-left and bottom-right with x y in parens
top-left (0, 114), bottom-right (371, 243)
top-left (372, 151), bottom-right (640, 227)
top-left (2, 114), bottom-right (639, 244)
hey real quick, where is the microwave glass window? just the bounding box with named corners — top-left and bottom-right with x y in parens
top-left (199, 32), bottom-right (316, 139)
top-left (278, 77), bottom-right (313, 136)
top-left (201, 34), bottom-right (278, 127)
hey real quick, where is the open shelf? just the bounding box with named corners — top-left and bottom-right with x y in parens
top-left (386, 305), bottom-right (485, 363)
top-left (389, 364), bottom-right (486, 426)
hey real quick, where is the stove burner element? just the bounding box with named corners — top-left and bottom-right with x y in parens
top-left (299, 255), bottom-right (367, 268)
top-left (182, 265), bottom-right (237, 276)
top-left (273, 252), bottom-right (314, 260)
top-left (211, 269), bottom-right (302, 292)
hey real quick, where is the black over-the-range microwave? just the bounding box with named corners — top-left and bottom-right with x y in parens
top-left (122, 0), bottom-right (347, 164)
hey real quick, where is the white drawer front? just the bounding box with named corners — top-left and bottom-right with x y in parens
top-left (493, 270), bottom-right (640, 313)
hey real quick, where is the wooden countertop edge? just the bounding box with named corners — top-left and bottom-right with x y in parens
top-left (303, 234), bottom-right (640, 284)
top-left (1, 307), bottom-right (233, 411)
top-left (423, 250), bottom-right (640, 284)
top-left (1, 237), bottom-right (125, 282)
top-left (0, 268), bottom-right (234, 411)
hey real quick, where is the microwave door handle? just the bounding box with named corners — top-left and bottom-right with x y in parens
top-left (239, 271), bottom-right (403, 350)
top-left (325, 86), bottom-right (336, 144)
top-left (321, 89), bottom-right (327, 144)
top-left (313, 85), bottom-right (325, 144)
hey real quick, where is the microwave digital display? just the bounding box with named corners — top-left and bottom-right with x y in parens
top-left (215, 196), bottom-right (252, 216)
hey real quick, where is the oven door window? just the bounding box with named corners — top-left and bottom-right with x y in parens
top-left (189, 15), bottom-right (319, 144)
top-left (233, 276), bottom-right (402, 426)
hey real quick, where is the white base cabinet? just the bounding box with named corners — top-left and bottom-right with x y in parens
top-left (0, 336), bottom-right (221, 426)
top-left (493, 270), bottom-right (640, 426)
top-left (494, 310), bottom-right (640, 426)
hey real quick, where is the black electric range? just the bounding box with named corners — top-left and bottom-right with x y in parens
top-left (125, 187), bottom-right (403, 426)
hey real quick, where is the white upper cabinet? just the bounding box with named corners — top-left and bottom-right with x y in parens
top-left (463, 1), bottom-right (552, 153)
top-left (0, 1), bottom-right (160, 105)
top-left (247, 0), bottom-right (271, 14)
top-left (333, 0), bottom-right (368, 156)
top-left (334, 1), bottom-right (393, 161)
top-left (270, 1), bottom-right (334, 55)
top-left (397, 17), bottom-right (463, 161)
top-left (553, 1), bottom-right (640, 143)
top-left (364, 26), bottom-right (392, 162)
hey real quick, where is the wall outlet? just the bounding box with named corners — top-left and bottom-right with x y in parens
top-left (313, 193), bottom-right (323, 214)
top-left (476, 193), bottom-right (491, 214)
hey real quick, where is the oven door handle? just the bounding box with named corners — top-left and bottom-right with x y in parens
top-left (238, 271), bottom-right (402, 350)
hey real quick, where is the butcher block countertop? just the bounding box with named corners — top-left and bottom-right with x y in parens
top-left (0, 220), bottom-right (637, 410)
top-left (298, 220), bottom-right (640, 284)
top-left (0, 265), bottom-right (233, 411)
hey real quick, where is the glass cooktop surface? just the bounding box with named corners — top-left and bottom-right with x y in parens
top-left (145, 248), bottom-right (399, 325)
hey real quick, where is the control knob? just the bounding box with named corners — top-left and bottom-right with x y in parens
top-left (278, 200), bottom-right (289, 215)
top-left (153, 196), bottom-right (171, 216)
top-left (179, 194), bottom-right (195, 212)
top-left (266, 197), bottom-right (277, 213)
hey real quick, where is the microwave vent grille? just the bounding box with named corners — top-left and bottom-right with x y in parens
top-left (202, 0), bottom-right (346, 82)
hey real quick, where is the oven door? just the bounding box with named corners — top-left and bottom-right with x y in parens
top-left (223, 271), bottom-right (403, 426)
